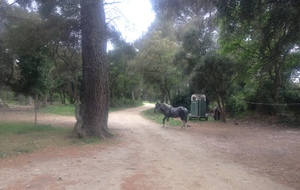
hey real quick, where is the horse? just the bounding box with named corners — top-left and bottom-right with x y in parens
top-left (154, 102), bottom-right (188, 129)
top-left (214, 107), bottom-right (221, 120)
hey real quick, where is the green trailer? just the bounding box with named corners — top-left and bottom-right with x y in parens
top-left (188, 94), bottom-right (208, 120)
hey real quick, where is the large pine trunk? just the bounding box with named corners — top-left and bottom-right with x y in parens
top-left (79, 0), bottom-right (111, 138)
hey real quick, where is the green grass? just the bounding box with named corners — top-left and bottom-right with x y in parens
top-left (0, 122), bottom-right (105, 158)
top-left (38, 104), bottom-right (75, 116)
top-left (38, 101), bottom-right (144, 116)
top-left (0, 102), bottom-right (147, 158)
top-left (0, 123), bottom-right (63, 135)
top-left (142, 108), bottom-right (183, 126)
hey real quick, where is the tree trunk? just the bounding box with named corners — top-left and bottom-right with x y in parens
top-left (42, 95), bottom-right (47, 107)
top-left (49, 90), bottom-right (54, 105)
top-left (34, 94), bottom-right (38, 124)
top-left (28, 96), bottom-right (33, 105)
top-left (216, 93), bottom-right (226, 123)
top-left (220, 95), bottom-right (226, 122)
top-left (131, 90), bottom-right (134, 100)
top-left (79, 0), bottom-right (111, 138)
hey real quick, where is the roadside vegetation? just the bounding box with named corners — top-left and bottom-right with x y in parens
top-left (0, 99), bottom-right (143, 159)
top-left (0, 123), bottom-right (70, 158)
top-left (0, 119), bottom-right (116, 159)
top-left (38, 103), bottom-right (75, 116)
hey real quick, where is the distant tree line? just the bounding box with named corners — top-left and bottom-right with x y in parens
top-left (0, 0), bottom-right (299, 135)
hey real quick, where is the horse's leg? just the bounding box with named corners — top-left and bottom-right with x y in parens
top-left (162, 117), bottom-right (166, 128)
top-left (180, 120), bottom-right (185, 129)
top-left (163, 117), bottom-right (169, 128)
top-left (183, 121), bottom-right (187, 129)
top-left (166, 117), bottom-right (169, 128)
top-left (180, 115), bottom-right (188, 129)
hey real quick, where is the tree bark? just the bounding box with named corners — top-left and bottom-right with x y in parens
top-left (79, 0), bottom-right (111, 138)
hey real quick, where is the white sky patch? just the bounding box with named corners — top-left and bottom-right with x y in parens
top-left (106, 0), bottom-right (156, 42)
top-left (7, 0), bottom-right (156, 42)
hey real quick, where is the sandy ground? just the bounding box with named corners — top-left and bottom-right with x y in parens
top-left (0, 103), bottom-right (299, 190)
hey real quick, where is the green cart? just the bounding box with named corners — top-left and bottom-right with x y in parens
top-left (188, 94), bottom-right (208, 121)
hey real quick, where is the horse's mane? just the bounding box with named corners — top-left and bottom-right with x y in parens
top-left (161, 103), bottom-right (172, 109)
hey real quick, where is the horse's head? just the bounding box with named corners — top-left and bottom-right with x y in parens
top-left (154, 102), bottom-right (162, 113)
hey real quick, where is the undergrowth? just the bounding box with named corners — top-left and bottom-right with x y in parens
top-left (0, 122), bottom-right (105, 158)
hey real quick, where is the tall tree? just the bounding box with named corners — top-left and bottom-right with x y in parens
top-left (1, 3), bottom-right (55, 111)
top-left (191, 53), bottom-right (237, 122)
top-left (150, 0), bottom-right (215, 23)
top-left (107, 39), bottom-right (136, 103)
top-left (12, 51), bottom-right (52, 123)
top-left (132, 31), bottom-right (180, 103)
top-left (174, 16), bottom-right (216, 75)
top-left (216, 0), bottom-right (300, 107)
top-left (78, 0), bottom-right (111, 138)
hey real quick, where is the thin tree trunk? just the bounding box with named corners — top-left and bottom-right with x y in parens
top-left (42, 95), bottom-right (47, 107)
top-left (34, 94), bottom-right (38, 124)
top-left (221, 96), bottom-right (226, 122)
top-left (131, 90), bottom-right (135, 100)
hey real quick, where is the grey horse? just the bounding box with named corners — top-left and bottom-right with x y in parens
top-left (154, 102), bottom-right (188, 128)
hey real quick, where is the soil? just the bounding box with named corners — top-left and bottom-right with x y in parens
top-left (0, 103), bottom-right (299, 190)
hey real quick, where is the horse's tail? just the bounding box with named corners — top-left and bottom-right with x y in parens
top-left (183, 107), bottom-right (188, 122)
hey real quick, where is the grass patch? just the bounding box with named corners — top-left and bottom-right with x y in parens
top-left (142, 108), bottom-right (183, 127)
top-left (0, 122), bottom-right (104, 158)
top-left (38, 104), bottom-right (75, 116)
top-left (38, 101), bottom-right (144, 116)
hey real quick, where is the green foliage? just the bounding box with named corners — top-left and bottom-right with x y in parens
top-left (174, 16), bottom-right (216, 75)
top-left (217, 0), bottom-right (300, 115)
top-left (1, 1), bottom-right (82, 106)
top-left (108, 40), bottom-right (138, 102)
top-left (171, 93), bottom-right (191, 111)
top-left (151, 0), bottom-right (215, 22)
top-left (12, 51), bottom-right (52, 97)
top-left (132, 30), bottom-right (182, 102)
top-left (191, 52), bottom-right (237, 122)
top-left (280, 83), bottom-right (300, 120)
top-left (226, 93), bottom-right (248, 117)
top-left (192, 53), bottom-right (236, 97)
top-left (0, 43), bottom-right (16, 87)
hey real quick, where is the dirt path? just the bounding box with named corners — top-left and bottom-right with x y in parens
top-left (0, 103), bottom-right (298, 190)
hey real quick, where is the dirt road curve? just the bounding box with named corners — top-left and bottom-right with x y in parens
top-left (0, 103), bottom-right (297, 190)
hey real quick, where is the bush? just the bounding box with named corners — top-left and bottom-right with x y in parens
top-left (226, 93), bottom-right (248, 117)
top-left (171, 94), bottom-right (191, 111)
top-left (281, 85), bottom-right (300, 122)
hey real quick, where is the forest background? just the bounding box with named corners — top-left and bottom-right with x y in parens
top-left (0, 0), bottom-right (299, 125)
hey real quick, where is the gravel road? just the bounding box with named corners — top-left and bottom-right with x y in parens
top-left (0, 103), bottom-right (295, 190)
